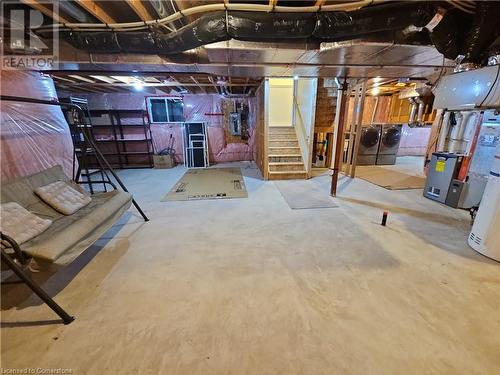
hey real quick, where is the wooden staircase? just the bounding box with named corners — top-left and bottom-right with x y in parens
top-left (267, 126), bottom-right (307, 180)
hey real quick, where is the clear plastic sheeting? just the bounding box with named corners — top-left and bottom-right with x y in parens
top-left (397, 124), bottom-right (431, 156)
top-left (1, 71), bottom-right (75, 182)
top-left (72, 92), bottom-right (257, 163)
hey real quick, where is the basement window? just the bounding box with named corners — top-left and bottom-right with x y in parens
top-left (147, 97), bottom-right (185, 123)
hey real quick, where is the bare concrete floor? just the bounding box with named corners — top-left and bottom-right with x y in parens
top-left (2, 161), bottom-right (499, 374)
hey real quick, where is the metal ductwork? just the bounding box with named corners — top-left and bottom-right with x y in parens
top-left (415, 97), bottom-right (425, 124)
top-left (408, 97), bottom-right (418, 124)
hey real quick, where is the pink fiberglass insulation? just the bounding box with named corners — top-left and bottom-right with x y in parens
top-left (71, 92), bottom-right (257, 163)
top-left (1, 71), bottom-right (75, 182)
top-left (397, 124), bottom-right (432, 156)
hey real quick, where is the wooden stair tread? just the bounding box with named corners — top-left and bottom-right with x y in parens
top-left (268, 170), bottom-right (306, 174)
top-left (269, 162), bottom-right (304, 166)
top-left (268, 154), bottom-right (302, 157)
top-left (268, 146), bottom-right (300, 149)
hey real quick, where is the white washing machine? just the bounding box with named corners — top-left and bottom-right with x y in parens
top-left (377, 124), bottom-right (403, 165)
top-left (357, 125), bottom-right (381, 165)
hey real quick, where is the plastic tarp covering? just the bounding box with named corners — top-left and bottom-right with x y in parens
top-left (1, 71), bottom-right (74, 182)
top-left (397, 125), bottom-right (431, 156)
top-left (75, 92), bottom-right (257, 163)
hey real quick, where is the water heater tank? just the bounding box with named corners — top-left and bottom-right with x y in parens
top-left (468, 146), bottom-right (500, 261)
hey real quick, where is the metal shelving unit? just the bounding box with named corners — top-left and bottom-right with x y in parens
top-left (90, 109), bottom-right (155, 169)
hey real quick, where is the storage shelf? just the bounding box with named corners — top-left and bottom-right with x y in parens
top-left (90, 109), bottom-right (146, 113)
top-left (102, 152), bottom-right (151, 156)
top-left (87, 109), bottom-right (154, 169)
top-left (95, 138), bottom-right (152, 142)
top-left (92, 124), bottom-right (148, 127)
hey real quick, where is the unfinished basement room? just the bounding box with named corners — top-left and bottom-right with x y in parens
top-left (1, 0), bottom-right (500, 374)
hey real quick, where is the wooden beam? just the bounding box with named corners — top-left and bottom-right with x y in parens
top-left (243, 77), bottom-right (250, 95)
top-left (330, 79), bottom-right (348, 196)
top-left (348, 81), bottom-right (367, 178)
top-left (269, 0), bottom-right (278, 7)
top-left (190, 76), bottom-right (207, 94)
top-left (75, 1), bottom-right (117, 24)
top-left (67, 74), bottom-right (95, 83)
top-left (126, 0), bottom-right (154, 21)
top-left (55, 82), bottom-right (260, 88)
top-left (169, 75), bottom-right (188, 93)
top-left (315, 0), bottom-right (326, 6)
top-left (20, 0), bottom-right (70, 23)
top-left (208, 76), bottom-right (220, 94)
top-left (52, 75), bottom-right (77, 84)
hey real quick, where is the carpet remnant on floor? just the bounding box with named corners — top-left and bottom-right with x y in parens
top-left (353, 166), bottom-right (425, 190)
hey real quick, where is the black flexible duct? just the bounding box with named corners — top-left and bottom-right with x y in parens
top-left (65, 2), bottom-right (438, 55)
top-left (63, 1), bottom-right (496, 63)
top-left (429, 9), bottom-right (465, 61)
top-left (461, 2), bottom-right (500, 64)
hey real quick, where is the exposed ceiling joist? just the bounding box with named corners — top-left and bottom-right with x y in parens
top-left (126, 0), bottom-right (154, 21)
top-left (315, 0), bottom-right (326, 6)
top-left (169, 75), bottom-right (188, 93)
top-left (52, 75), bottom-right (77, 84)
top-left (20, 0), bottom-right (70, 23)
top-left (67, 74), bottom-right (95, 83)
top-left (243, 77), bottom-right (250, 95)
top-left (190, 76), bottom-right (207, 94)
top-left (208, 76), bottom-right (220, 95)
top-left (75, 0), bottom-right (117, 24)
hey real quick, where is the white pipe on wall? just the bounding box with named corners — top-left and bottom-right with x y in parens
top-left (448, 112), bottom-right (463, 152)
top-left (437, 111), bottom-right (451, 151)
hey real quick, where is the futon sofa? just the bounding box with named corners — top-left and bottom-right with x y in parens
top-left (1, 165), bottom-right (136, 323)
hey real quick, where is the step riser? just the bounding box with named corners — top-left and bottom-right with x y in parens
top-left (268, 134), bottom-right (298, 141)
top-left (268, 147), bottom-right (301, 155)
top-left (268, 172), bottom-right (307, 180)
top-left (269, 156), bottom-right (303, 163)
top-left (268, 141), bottom-right (299, 147)
top-left (269, 165), bottom-right (305, 172)
top-left (269, 127), bottom-right (295, 134)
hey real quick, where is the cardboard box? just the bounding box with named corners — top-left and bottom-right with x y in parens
top-left (153, 154), bottom-right (175, 169)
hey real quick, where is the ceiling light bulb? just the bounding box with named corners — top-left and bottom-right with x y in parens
top-left (133, 82), bottom-right (144, 91)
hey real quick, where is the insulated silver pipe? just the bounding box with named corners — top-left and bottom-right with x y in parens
top-left (415, 97), bottom-right (425, 124)
top-left (408, 97), bottom-right (417, 125)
